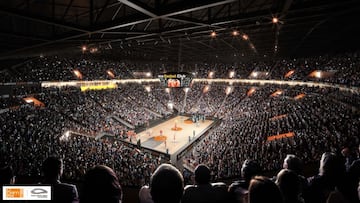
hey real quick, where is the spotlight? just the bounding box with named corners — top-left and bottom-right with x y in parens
top-left (167, 102), bottom-right (173, 110)
top-left (203, 85), bottom-right (210, 93)
top-left (272, 17), bottom-right (279, 24)
top-left (229, 71), bottom-right (235, 78)
top-left (232, 31), bottom-right (239, 36)
top-left (82, 46), bottom-right (87, 51)
top-left (251, 72), bottom-right (258, 77)
top-left (210, 31), bottom-right (216, 38)
top-left (90, 47), bottom-right (98, 53)
top-left (247, 88), bottom-right (256, 96)
top-left (24, 98), bottom-right (34, 103)
top-left (107, 70), bottom-right (115, 78)
top-left (225, 86), bottom-right (232, 95)
top-left (73, 70), bottom-right (83, 79)
top-left (315, 71), bottom-right (322, 78)
top-left (242, 34), bottom-right (249, 40)
top-left (145, 86), bottom-right (151, 92)
top-left (208, 71), bottom-right (214, 78)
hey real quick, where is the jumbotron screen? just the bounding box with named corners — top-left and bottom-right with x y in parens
top-left (158, 72), bottom-right (193, 88)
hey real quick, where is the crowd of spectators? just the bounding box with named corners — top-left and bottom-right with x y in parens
top-left (1, 152), bottom-right (359, 203)
top-left (0, 51), bottom-right (359, 86)
top-left (1, 81), bottom-right (358, 185)
top-left (0, 56), bottom-right (135, 82)
top-left (184, 84), bottom-right (359, 179)
top-left (0, 104), bottom-right (167, 187)
top-left (0, 53), bottom-right (359, 202)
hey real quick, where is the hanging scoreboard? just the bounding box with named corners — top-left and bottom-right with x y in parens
top-left (158, 72), bottom-right (193, 88)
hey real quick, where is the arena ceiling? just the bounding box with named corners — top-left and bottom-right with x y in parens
top-left (0, 0), bottom-right (360, 63)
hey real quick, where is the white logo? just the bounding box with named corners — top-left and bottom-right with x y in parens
top-left (3, 186), bottom-right (51, 200)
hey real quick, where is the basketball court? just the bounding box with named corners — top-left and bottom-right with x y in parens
top-left (128, 115), bottom-right (214, 162)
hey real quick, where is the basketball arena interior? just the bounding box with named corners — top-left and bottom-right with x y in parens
top-left (0, 0), bottom-right (360, 203)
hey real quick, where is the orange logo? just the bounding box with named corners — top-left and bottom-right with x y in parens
top-left (6, 188), bottom-right (24, 198)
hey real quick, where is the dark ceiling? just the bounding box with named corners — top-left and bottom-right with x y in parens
top-left (0, 0), bottom-right (360, 63)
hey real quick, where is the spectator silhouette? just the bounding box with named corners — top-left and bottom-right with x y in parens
top-left (0, 166), bottom-right (15, 201)
top-left (81, 165), bottom-right (122, 203)
top-left (248, 176), bottom-right (283, 203)
top-left (345, 145), bottom-right (360, 203)
top-left (276, 169), bottom-right (304, 203)
top-left (0, 165), bottom-right (15, 185)
top-left (150, 163), bottom-right (184, 203)
top-left (42, 156), bottom-right (79, 203)
top-left (139, 185), bottom-right (154, 203)
top-left (358, 181), bottom-right (360, 201)
top-left (306, 152), bottom-right (347, 203)
top-left (182, 164), bottom-right (217, 203)
top-left (228, 159), bottom-right (261, 203)
top-left (282, 154), bottom-right (308, 200)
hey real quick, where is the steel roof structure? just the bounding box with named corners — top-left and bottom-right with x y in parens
top-left (0, 0), bottom-right (359, 62)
